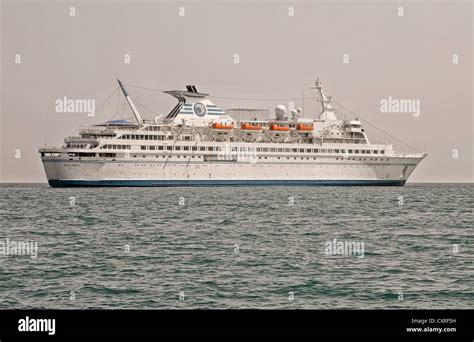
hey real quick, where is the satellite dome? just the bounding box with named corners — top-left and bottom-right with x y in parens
top-left (275, 105), bottom-right (287, 118)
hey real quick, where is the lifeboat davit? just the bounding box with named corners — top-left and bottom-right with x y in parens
top-left (270, 124), bottom-right (290, 132)
top-left (212, 122), bottom-right (234, 130)
top-left (241, 123), bottom-right (263, 131)
top-left (296, 124), bottom-right (314, 131)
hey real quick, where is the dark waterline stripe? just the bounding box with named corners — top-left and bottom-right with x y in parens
top-left (48, 179), bottom-right (406, 188)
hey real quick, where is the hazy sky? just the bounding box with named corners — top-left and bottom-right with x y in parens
top-left (1, 0), bottom-right (472, 182)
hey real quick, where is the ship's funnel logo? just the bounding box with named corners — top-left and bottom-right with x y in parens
top-left (193, 102), bottom-right (207, 117)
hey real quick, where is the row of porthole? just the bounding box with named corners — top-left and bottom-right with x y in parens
top-left (119, 164), bottom-right (384, 169)
top-left (128, 154), bottom-right (389, 161)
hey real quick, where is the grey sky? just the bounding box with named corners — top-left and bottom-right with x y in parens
top-left (1, 0), bottom-right (472, 182)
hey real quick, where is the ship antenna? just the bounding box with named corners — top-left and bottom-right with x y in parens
top-left (117, 78), bottom-right (144, 125)
top-left (310, 78), bottom-right (328, 120)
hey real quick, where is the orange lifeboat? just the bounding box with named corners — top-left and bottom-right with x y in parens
top-left (212, 122), bottom-right (234, 130)
top-left (241, 123), bottom-right (263, 131)
top-left (296, 124), bottom-right (314, 131)
top-left (270, 124), bottom-right (290, 131)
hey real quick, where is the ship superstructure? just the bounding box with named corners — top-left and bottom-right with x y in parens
top-left (39, 79), bottom-right (427, 187)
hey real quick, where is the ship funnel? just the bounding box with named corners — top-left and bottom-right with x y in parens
top-left (185, 85), bottom-right (199, 93)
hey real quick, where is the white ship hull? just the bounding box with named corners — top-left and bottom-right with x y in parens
top-left (41, 153), bottom-right (424, 187)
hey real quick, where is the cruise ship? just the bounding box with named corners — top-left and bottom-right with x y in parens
top-left (39, 79), bottom-right (427, 187)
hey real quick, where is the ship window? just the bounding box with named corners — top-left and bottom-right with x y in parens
top-left (367, 150), bottom-right (371, 154)
top-left (141, 146), bottom-right (146, 150)
top-left (271, 148), bottom-right (276, 152)
top-left (167, 146), bottom-right (172, 151)
top-left (150, 146), bottom-right (156, 150)
top-left (355, 150), bottom-right (359, 153)
top-left (361, 150), bottom-right (366, 154)
top-left (335, 149), bottom-right (340, 153)
top-left (192, 146), bottom-right (197, 151)
top-left (348, 149), bottom-right (353, 153)
top-left (184, 146), bottom-right (189, 151)
top-left (175, 146), bottom-right (181, 151)
top-left (314, 149), bottom-right (319, 153)
top-left (381, 150), bottom-right (385, 154)
top-left (342, 149), bottom-right (346, 153)
top-left (158, 146), bottom-right (163, 150)
top-left (293, 148), bottom-right (298, 153)
top-left (306, 149), bottom-right (311, 153)
top-left (142, 155), bottom-right (146, 158)
top-left (200, 147), bottom-right (205, 151)
top-left (133, 155), bottom-right (137, 158)
top-left (299, 149), bottom-right (304, 153)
